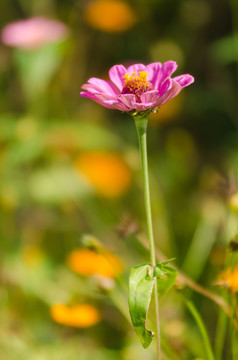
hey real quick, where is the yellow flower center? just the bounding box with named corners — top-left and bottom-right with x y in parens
top-left (122, 71), bottom-right (153, 102)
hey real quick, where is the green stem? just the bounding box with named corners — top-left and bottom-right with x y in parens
top-left (214, 306), bottom-right (227, 360)
top-left (231, 293), bottom-right (238, 360)
top-left (185, 299), bottom-right (215, 360)
top-left (134, 115), bottom-right (161, 359)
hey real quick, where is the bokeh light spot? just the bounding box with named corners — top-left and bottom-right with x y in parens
top-left (84, 0), bottom-right (137, 33)
top-left (74, 151), bottom-right (132, 197)
top-left (51, 304), bottom-right (101, 327)
top-left (67, 248), bottom-right (123, 278)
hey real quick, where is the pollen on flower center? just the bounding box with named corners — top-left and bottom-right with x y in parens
top-left (122, 71), bottom-right (153, 102)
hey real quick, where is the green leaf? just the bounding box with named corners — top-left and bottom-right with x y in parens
top-left (155, 262), bottom-right (177, 299)
top-left (14, 43), bottom-right (65, 100)
top-left (128, 263), bottom-right (155, 348)
top-left (154, 265), bottom-right (167, 278)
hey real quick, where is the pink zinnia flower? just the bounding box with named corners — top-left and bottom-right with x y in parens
top-left (1, 17), bottom-right (69, 50)
top-left (80, 62), bottom-right (194, 114)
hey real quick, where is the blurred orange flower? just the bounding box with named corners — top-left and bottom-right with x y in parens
top-left (50, 304), bottom-right (101, 327)
top-left (67, 248), bottom-right (123, 278)
top-left (84, 0), bottom-right (137, 33)
top-left (74, 152), bottom-right (131, 197)
top-left (217, 267), bottom-right (238, 292)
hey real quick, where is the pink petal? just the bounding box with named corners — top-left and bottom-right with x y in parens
top-left (173, 74), bottom-right (194, 88)
top-left (81, 84), bottom-right (104, 94)
top-left (131, 102), bottom-right (154, 112)
top-left (158, 78), bottom-right (172, 97)
top-left (146, 62), bottom-right (162, 86)
top-left (126, 63), bottom-right (146, 74)
top-left (152, 61), bottom-right (178, 90)
top-left (118, 94), bottom-right (136, 110)
top-left (81, 91), bottom-right (128, 111)
top-left (96, 93), bottom-right (118, 101)
top-left (140, 90), bottom-right (159, 104)
top-left (87, 78), bottom-right (119, 96)
top-left (161, 61), bottom-right (178, 78)
top-left (109, 65), bottom-right (127, 91)
top-left (80, 91), bottom-right (115, 109)
top-left (155, 80), bottom-right (181, 106)
top-left (97, 94), bottom-right (129, 110)
top-left (106, 101), bottom-right (129, 111)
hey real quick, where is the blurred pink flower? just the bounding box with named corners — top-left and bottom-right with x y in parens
top-left (1, 17), bottom-right (69, 50)
top-left (80, 62), bottom-right (194, 114)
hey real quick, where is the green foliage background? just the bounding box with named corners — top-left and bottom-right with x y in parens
top-left (0, 0), bottom-right (237, 359)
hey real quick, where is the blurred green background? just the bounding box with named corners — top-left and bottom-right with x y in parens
top-left (0, 0), bottom-right (238, 359)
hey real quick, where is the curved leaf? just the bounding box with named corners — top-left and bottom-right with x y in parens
top-left (128, 263), bottom-right (155, 348)
top-left (155, 262), bottom-right (177, 299)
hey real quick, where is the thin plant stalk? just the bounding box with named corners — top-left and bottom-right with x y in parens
top-left (185, 299), bottom-right (215, 360)
top-left (214, 300), bottom-right (228, 360)
top-left (231, 293), bottom-right (238, 360)
top-left (134, 115), bottom-right (161, 359)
